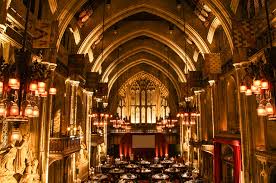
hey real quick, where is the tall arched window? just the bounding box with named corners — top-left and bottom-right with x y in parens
top-left (117, 72), bottom-right (169, 124)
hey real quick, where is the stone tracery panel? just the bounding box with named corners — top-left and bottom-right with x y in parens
top-left (117, 72), bottom-right (169, 124)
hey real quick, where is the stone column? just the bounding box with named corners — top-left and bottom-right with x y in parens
top-left (39, 97), bottom-right (49, 183)
top-left (208, 80), bottom-right (215, 138)
top-left (85, 91), bottom-right (93, 173)
top-left (234, 64), bottom-right (250, 183)
top-left (39, 63), bottom-right (56, 183)
top-left (195, 90), bottom-right (203, 172)
top-left (180, 111), bottom-right (184, 156)
top-left (67, 79), bottom-right (79, 183)
top-left (65, 79), bottom-right (80, 134)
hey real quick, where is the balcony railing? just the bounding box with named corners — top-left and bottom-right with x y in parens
top-left (50, 137), bottom-right (81, 156)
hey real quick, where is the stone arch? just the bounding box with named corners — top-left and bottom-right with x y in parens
top-left (77, 3), bottom-right (210, 56)
top-left (107, 59), bottom-right (181, 99)
top-left (56, 0), bottom-right (233, 53)
top-left (90, 30), bottom-right (195, 72)
top-left (207, 17), bottom-right (221, 44)
top-left (101, 46), bottom-right (186, 82)
top-left (48, 0), bottom-right (58, 14)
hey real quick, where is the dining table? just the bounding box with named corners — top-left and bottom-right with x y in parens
top-left (152, 173), bottom-right (169, 180)
top-left (109, 168), bottom-right (125, 181)
top-left (120, 173), bottom-right (137, 180)
top-left (165, 167), bottom-right (180, 173)
top-left (181, 172), bottom-right (193, 181)
top-left (100, 164), bottom-right (114, 173)
top-left (139, 160), bottom-right (151, 166)
top-left (172, 163), bottom-right (186, 168)
top-left (91, 174), bottom-right (108, 182)
top-left (125, 164), bottom-right (139, 169)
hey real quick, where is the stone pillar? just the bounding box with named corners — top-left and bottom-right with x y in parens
top-left (85, 91), bottom-right (93, 173)
top-left (195, 90), bottom-right (203, 172)
top-left (180, 113), bottom-right (184, 156)
top-left (234, 64), bottom-right (250, 183)
top-left (39, 63), bottom-right (56, 183)
top-left (65, 79), bottom-right (80, 135)
top-left (208, 80), bottom-right (215, 138)
top-left (39, 96), bottom-right (48, 183)
top-left (65, 79), bottom-right (79, 183)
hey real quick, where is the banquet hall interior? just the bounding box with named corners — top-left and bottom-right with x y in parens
top-left (0, 0), bottom-right (275, 182)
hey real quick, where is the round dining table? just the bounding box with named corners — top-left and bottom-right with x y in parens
top-left (165, 167), bottom-right (180, 173)
top-left (109, 168), bottom-right (125, 181)
top-left (139, 160), bottom-right (151, 167)
top-left (136, 168), bottom-right (152, 180)
top-left (125, 164), bottom-right (139, 169)
top-left (100, 164), bottom-right (114, 173)
top-left (172, 163), bottom-right (186, 168)
top-left (109, 168), bottom-right (125, 174)
top-left (181, 172), bottom-right (193, 181)
top-left (91, 174), bottom-right (108, 182)
top-left (150, 163), bottom-right (164, 173)
top-left (152, 173), bottom-right (169, 180)
top-left (120, 173), bottom-right (137, 180)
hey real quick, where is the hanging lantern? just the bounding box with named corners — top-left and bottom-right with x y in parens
top-left (10, 103), bottom-right (19, 116)
top-left (29, 82), bottom-right (38, 91)
top-left (11, 128), bottom-right (21, 141)
top-left (261, 80), bottom-right (269, 90)
top-left (32, 106), bottom-right (39, 117)
top-left (0, 103), bottom-right (6, 116)
top-left (49, 87), bottom-right (57, 95)
top-left (251, 85), bottom-right (257, 93)
top-left (25, 104), bottom-right (33, 117)
top-left (265, 102), bottom-right (274, 115)
top-left (9, 78), bottom-right (18, 88)
top-left (257, 104), bottom-right (267, 116)
top-left (245, 89), bottom-right (252, 96)
top-left (41, 91), bottom-right (48, 97)
top-left (240, 84), bottom-right (247, 93)
top-left (38, 82), bottom-right (46, 93)
top-left (253, 79), bottom-right (261, 87)
top-left (254, 88), bottom-right (261, 95)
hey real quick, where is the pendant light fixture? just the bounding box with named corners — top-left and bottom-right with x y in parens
top-left (0, 0), bottom-right (56, 122)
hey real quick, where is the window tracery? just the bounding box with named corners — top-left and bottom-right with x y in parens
top-left (117, 72), bottom-right (169, 124)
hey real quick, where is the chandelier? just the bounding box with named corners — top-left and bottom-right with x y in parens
top-left (89, 99), bottom-right (110, 128)
top-left (0, 53), bottom-right (56, 122)
top-left (239, 61), bottom-right (273, 116)
top-left (110, 113), bottom-right (124, 128)
top-left (161, 115), bottom-right (177, 128)
top-left (177, 97), bottom-right (200, 126)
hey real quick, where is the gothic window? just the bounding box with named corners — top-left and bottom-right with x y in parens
top-left (117, 73), bottom-right (169, 124)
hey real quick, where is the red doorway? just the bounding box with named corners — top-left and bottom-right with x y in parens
top-left (213, 138), bottom-right (241, 183)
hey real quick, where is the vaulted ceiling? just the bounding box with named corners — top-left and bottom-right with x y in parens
top-left (56, 0), bottom-right (235, 105)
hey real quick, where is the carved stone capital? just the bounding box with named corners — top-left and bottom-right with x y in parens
top-left (65, 79), bottom-right (80, 87)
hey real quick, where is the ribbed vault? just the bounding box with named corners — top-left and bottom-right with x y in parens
top-left (90, 28), bottom-right (196, 72)
top-left (54, 0), bottom-right (235, 106)
top-left (101, 46), bottom-right (187, 83)
top-left (56, 0), bottom-right (233, 53)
